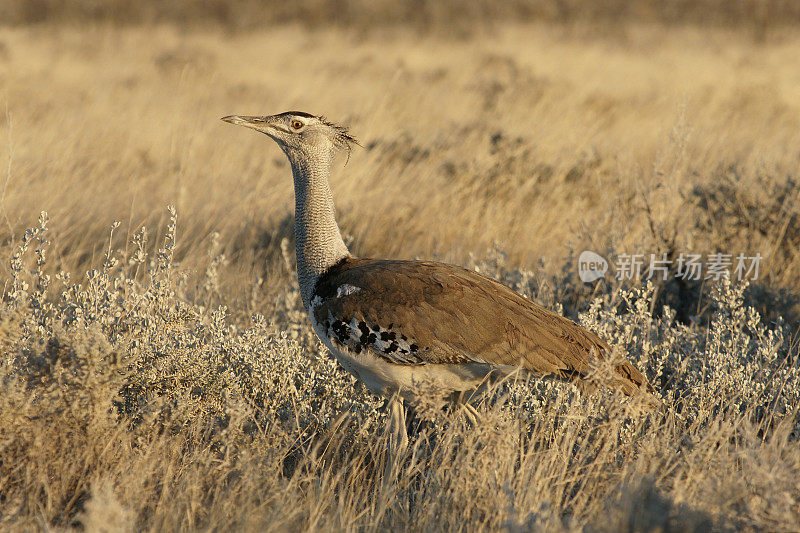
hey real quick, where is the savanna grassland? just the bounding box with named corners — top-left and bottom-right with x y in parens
top-left (1, 2), bottom-right (800, 530)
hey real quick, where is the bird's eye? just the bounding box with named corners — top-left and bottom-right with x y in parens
top-left (291, 120), bottom-right (304, 130)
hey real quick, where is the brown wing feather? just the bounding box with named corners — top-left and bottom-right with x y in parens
top-left (313, 257), bottom-right (652, 394)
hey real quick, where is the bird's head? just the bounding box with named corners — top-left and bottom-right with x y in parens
top-left (221, 111), bottom-right (358, 160)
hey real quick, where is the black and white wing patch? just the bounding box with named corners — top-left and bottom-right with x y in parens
top-left (321, 314), bottom-right (427, 365)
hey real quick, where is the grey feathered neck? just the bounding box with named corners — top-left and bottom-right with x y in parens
top-left (285, 146), bottom-right (351, 306)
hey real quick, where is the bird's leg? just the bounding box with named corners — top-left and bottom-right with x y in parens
top-left (388, 395), bottom-right (409, 452)
top-left (383, 394), bottom-right (409, 482)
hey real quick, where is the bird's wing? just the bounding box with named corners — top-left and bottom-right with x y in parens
top-left (311, 258), bottom-right (650, 394)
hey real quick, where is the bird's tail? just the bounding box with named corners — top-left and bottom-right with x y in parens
top-left (578, 349), bottom-right (660, 409)
top-left (613, 359), bottom-right (655, 395)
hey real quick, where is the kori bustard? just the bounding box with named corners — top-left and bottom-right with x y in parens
top-left (222, 111), bottom-right (653, 436)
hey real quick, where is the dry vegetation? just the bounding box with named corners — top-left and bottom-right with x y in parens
top-left (1, 3), bottom-right (800, 531)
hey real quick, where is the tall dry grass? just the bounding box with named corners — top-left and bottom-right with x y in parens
top-left (1, 209), bottom-right (798, 531)
top-left (1, 15), bottom-right (799, 532)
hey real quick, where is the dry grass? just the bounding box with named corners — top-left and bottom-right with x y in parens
top-left (2, 23), bottom-right (799, 310)
top-left (1, 13), bottom-right (800, 532)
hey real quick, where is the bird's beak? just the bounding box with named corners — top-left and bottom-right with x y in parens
top-left (221, 114), bottom-right (292, 137)
top-left (221, 115), bottom-right (267, 129)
